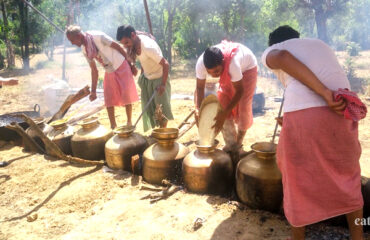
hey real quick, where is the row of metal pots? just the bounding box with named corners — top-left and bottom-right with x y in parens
top-left (25, 117), bottom-right (112, 159)
top-left (105, 127), bottom-right (283, 213)
top-left (26, 119), bottom-right (283, 213)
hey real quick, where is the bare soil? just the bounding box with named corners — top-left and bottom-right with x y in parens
top-left (0, 46), bottom-right (369, 240)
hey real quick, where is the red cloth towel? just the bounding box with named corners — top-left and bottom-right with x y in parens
top-left (84, 33), bottom-right (98, 61)
top-left (217, 40), bottom-right (240, 118)
top-left (334, 88), bottom-right (367, 121)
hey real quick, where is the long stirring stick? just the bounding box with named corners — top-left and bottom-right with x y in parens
top-left (271, 95), bottom-right (285, 144)
top-left (133, 89), bottom-right (158, 128)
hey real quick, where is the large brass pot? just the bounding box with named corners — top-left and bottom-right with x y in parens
top-left (236, 142), bottom-right (283, 212)
top-left (47, 120), bottom-right (74, 155)
top-left (71, 117), bottom-right (112, 160)
top-left (183, 140), bottom-right (233, 195)
top-left (25, 117), bottom-right (52, 151)
top-left (105, 126), bottom-right (148, 171)
top-left (143, 128), bottom-right (189, 185)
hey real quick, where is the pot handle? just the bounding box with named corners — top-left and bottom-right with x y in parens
top-left (34, 104), bottom-right (41, 113)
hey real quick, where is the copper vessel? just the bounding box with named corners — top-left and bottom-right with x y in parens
top-left (71, 117), bottom-right (112, 160)
top-left (143, 128), bottom-right (189, 185)
top-left (183, 140), bottom-right (233, 195)
top-left (25, 117), bottom-right (52, 151)
top-left (47, 120), bottom-right (74, 155)
top-left (236, 142), bottom-right (283, 212)
top-left (105, 126), bottom-right (148, 171)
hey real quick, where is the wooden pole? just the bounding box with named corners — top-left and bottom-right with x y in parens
top-left (143, 0), bottom-right (153, 35)
top-left (62, 36), bottom-right (67, 80)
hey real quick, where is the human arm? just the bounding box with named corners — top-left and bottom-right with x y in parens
top-left (212, 80), bottom-right (244, 133)
top-left (265, 49), bottom-right (345, 115)
top-left (157, 57), bottom-right (169, 95)
top-left (0, 78), bottom-right (18, 86)
top-left (88, 60), bottom-right (99, 101)
top-left (109, 41), bottom-right (137, 76)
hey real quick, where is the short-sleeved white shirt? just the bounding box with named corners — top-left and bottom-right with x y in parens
top-left (82, 31), bottom-right (124, 73)
top-left (261, 38), bottom-right (350, 113)
top-left (137, 35), bottom-right (164, 80)
top-left (196, 43), bottom-right (257, 82)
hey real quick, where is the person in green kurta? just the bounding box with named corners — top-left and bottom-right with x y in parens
top-left (116, 25), bottom-right (173, 131)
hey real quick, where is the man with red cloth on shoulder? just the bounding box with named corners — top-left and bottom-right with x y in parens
top-left (66, 25), bottom-right (139, 130)
top-left (195, 40), bottom-right (258, 156)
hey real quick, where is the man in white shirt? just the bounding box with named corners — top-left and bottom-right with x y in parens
top-left (116, 25), bottom-right (173, 132)
top-left (262, 25), bottom-right (363, 240)
top-left (195, 41), bottom-right (258, 157)
top-left (66, 25), bottom-right (139, 129)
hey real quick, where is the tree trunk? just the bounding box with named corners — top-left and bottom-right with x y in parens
top-left (313, 4), bottom-right (329, 43)
top-left (165, 0), bottom-right (179, 67)
top-left (166, 10), bottom-right (174, 66)
top-left (0, 52), bottom-right (4, 69)
top-left (18, 1), bottom-right (30, 70)
top-left (1, 0), bottom-right (15, 68)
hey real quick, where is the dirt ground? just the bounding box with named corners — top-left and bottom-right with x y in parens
top-left (0, 46), bottom-right (369, 240)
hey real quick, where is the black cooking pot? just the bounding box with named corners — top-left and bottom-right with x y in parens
top-left (0, 104), bottom-right (41, 141)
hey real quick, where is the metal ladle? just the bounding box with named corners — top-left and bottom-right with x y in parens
top-left (117, 89), bottom-right (158, 134)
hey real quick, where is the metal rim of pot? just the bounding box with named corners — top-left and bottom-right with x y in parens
top-left (195, 139), bottom-right (219, 153)
top-left (113, 125), bottom-right (135, 138)
top-left (77, 116), bottom-right (100, 129)
top-left (49, 119), bottom-right (68, 130)
top-left (251, 142), bottom-right (277, 159)
top-left (151, 128), bottom-right (178, 141)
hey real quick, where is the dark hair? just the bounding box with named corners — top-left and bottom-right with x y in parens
top-left (116, 25), bottom-right (136, 41)
top-left (268, 25), bottom-right (300, 46)
top-left (203, 47), bottom-right (224, 69)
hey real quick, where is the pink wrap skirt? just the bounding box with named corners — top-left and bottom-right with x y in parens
top-left (103, 60), bottom-right (139, 107)
top-left (277, 106), bottom-right (363, 227)
top-left (218, 66), bottom-right (257, 131)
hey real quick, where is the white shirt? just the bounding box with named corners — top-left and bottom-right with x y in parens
top-left (261, 38), bottom-right (350, 113)
top-left (82, 31), bottom-right (125, 73)
top-left (137, 35), bottom-right (164, 80)
top-left (196, 43), bottom-right (257, 82)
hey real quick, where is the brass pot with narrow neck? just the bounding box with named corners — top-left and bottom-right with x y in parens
top-left (143, 128), bottom-right (189, 185)
top-left (47, 119), bottom-right (74, 155)
top-left (105, 126), bottom-right (148, 171)
top-left (236, 142), bottom-right (283, 212)
top-left (25, 117), bottom-right (52, 151)
top-left (183, 140), bottom-right (233, 195)
top-left (71, 117), bottom-right (112, 160)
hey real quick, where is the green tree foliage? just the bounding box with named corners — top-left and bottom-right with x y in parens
top-left (0, 0), bottom-right (369, 70)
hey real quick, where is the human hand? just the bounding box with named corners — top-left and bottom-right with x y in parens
top-left (194, 108), bottom-right (199, 127)
top-left (322, 89), bottom-right (346, 115)
top-left (89, 92), bottom-right (97, 101)
top-left (131, 65), bottom-right (138, 76)
top-left (6, 79), bottom-right (19, 86)
top-left (212, 110), bottom-right (227, 134)
top-left (275, 117), bottom-right (283, 127)
top-left (157, 83), bottom-right (166, 96)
